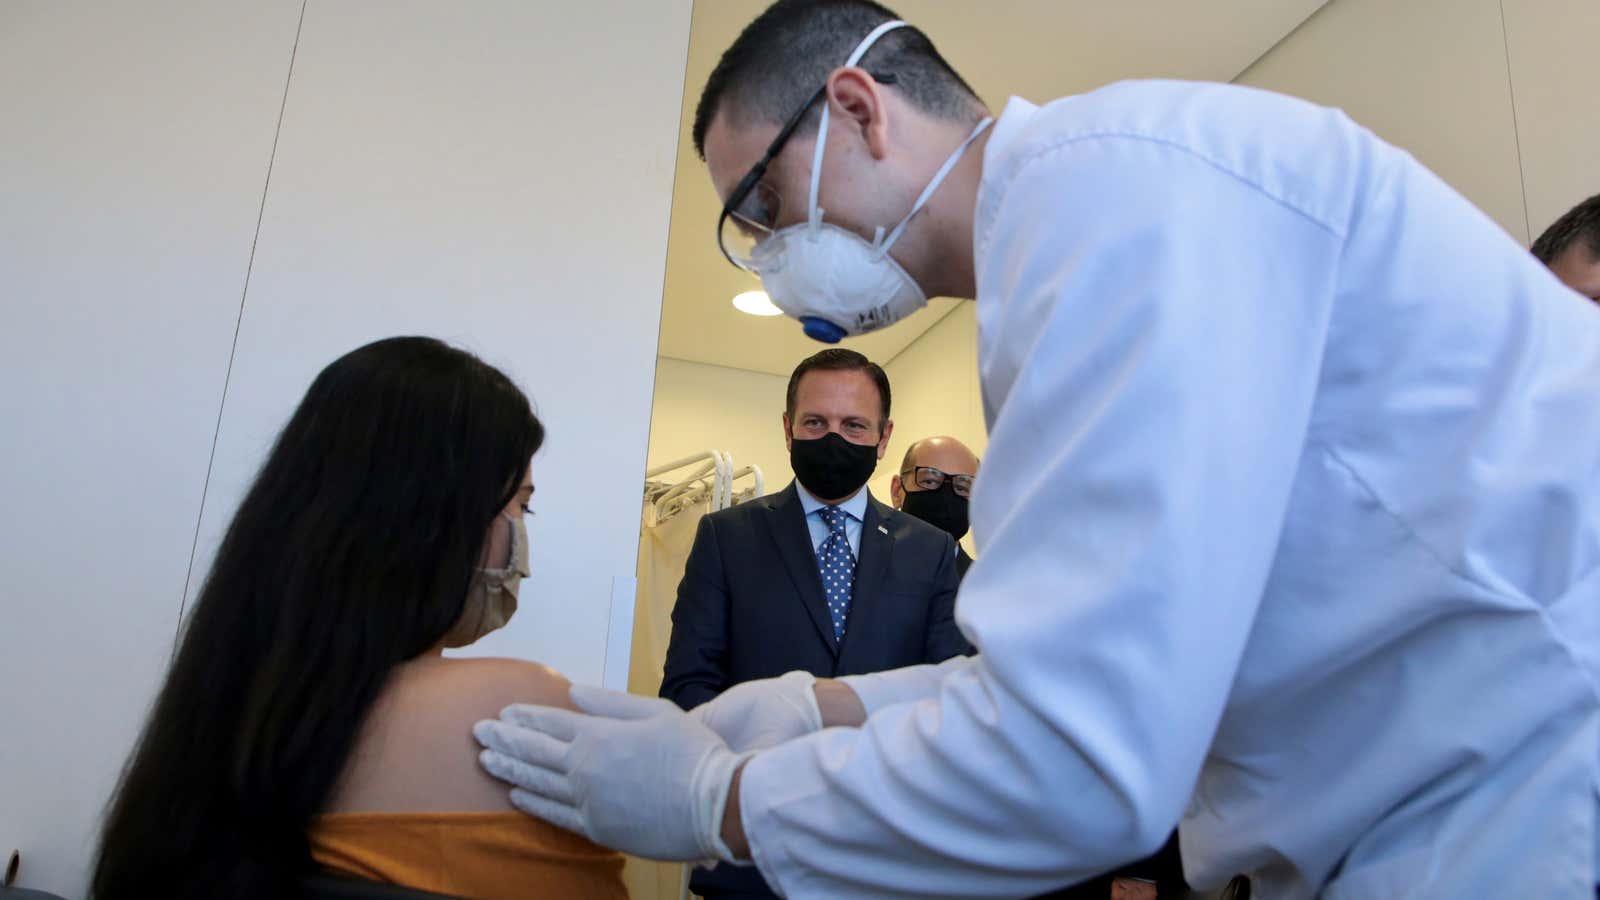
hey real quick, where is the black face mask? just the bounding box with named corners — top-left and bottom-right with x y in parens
top-left (790, 431), bottom-right (879, 501)
top-left (900, 482), bottom-right (970, 541)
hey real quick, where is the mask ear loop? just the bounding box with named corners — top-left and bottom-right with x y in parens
top-left (805, 103), bottom-right (828, 238)
top-left (806, 20), bottom-right (909, 240)
top-left (873, 115), bottom-right (994, 259)
top-left (508, 511), bottom-right (531, 577)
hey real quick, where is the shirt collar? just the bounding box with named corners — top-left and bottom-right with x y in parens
top-left (974, 95), bottom-right (1042, 430)
top-left (984, 96), bottom-right (1040, 180)
top-left (796, 481), bottom-right (870, 523)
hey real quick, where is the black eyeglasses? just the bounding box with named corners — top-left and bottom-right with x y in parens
top-left (715, 72), bottom-right (899, 271)
top-left (901, 466), bottom-right (974, 498)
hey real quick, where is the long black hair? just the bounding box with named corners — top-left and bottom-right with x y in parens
top-left (91, 337), bottom-right (544, 899)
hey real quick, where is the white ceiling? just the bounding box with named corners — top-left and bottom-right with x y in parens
top-left (657, 0), bottom-right (1331, 376)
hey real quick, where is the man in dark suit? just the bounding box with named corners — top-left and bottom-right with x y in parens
top-left (890, 434), bottom-right (980, 579)
top-left (661, 348), bottom-right (969, 900)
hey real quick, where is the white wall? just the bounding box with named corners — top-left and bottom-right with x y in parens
top-left (185, 0), bottom-right (690, 685)
top-left (0, 1), bottom-right (690, 895)
top-left (1, 4), bottom-right (305, 893)
top-left (646, 357), bottom-right (793, 494)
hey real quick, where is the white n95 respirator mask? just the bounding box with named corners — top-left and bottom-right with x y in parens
top-left (745, 20), bottom-right (991, 343)
top-left (750, 219), bottom-right (928, 343)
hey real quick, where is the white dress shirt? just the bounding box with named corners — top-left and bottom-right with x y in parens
top-left (796, 481), bottom-right (868, 561)
top-left (739, 82), bottom-right (1600, 899)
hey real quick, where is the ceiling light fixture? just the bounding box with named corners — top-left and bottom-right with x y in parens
top-left (732, 290), bottom-right (783, 317)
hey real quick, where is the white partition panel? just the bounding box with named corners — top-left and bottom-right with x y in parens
top-left (0, 3), bottom-right (305, 894)
top-left (188, 0), bottom-right (690, 685)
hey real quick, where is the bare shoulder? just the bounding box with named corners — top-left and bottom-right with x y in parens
top-left (326, 656), bottom-right (578, 814)
top-left (409, 656), bottom-right (579, 714)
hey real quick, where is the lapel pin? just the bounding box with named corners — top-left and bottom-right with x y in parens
top-left (878, 525), bottom-right (889, 535)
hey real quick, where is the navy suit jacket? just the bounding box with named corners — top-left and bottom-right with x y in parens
top-left (956, 544), bottom-right (975, 580)
top-left (660, 482), bottom-right (970, 712)
top-left (661, 482), bottom-right (969, 897)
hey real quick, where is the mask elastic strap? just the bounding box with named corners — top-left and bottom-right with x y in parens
top-left (806, 20), bottom-right (909, 233)
top-left (492, 510), bottom-right (526, 574)
top-left (876, 115), bottom-right (993, 254)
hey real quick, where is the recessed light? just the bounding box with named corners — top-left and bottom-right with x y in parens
top-left (732, 290), bottom-right (783, 317)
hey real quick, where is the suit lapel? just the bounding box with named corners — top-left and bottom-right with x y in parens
top-left (764, 483), bottom-right (838, 653)
top-left (839, 495), bottom-right (894, 658)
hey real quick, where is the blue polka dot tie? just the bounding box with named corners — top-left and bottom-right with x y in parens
top-left (817, 505), bottom-right (856, 642)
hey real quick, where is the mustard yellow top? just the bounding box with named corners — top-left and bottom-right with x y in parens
top-left (308, 811), bottom-right (626, 900)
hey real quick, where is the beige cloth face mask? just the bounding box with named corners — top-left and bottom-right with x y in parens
top-left (442, 512), bottom-right (530, 648)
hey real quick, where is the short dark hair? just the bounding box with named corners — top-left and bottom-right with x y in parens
top-left (693, 0), bottom-right (983, 160)
top-left (786, 348), bottom-right (891, 428)
top-left (1531, 193), bottom-right (1600, 264)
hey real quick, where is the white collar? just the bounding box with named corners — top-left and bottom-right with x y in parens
top-left (984, 96), bottom-right (1041, 176)
top-left (796, 481), bottom-right (871, 523)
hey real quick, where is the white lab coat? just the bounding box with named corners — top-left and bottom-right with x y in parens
top-left (738, 82), bottom-right (1600, 899)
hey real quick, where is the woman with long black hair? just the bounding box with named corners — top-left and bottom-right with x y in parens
top-left (91, 337), bottom-right (625, 899)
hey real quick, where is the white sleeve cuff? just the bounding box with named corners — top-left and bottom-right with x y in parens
top-left (838, 654), bottom-right (975, 715)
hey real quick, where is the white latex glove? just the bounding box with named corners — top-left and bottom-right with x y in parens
top-left (474, 684), bottom-right (752, 864)
top-left (690, 670), bottom-right (822, 752)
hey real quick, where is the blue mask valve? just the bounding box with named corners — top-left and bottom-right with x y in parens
top-left (800, 316), bottom-right (846, 344)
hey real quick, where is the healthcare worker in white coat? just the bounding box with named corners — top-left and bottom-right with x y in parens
top-left (474, 2), bottom-right (1600, 897)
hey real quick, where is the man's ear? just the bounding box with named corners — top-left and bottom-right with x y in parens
top-left (826, 66), bottom-right (890, 160)
top-left (782, 412), bottom-right (793, 451)
top-left (876, 418), bottom-right (894, 458)
top-left (890, 474), bottom-right (905, 509)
